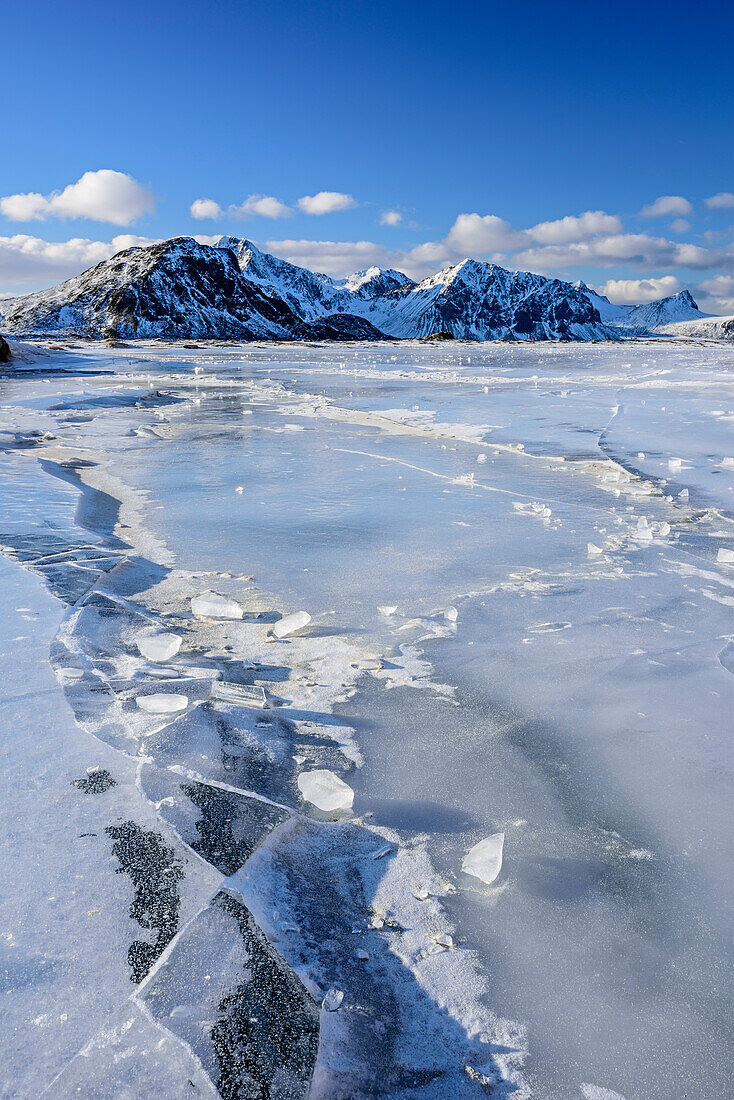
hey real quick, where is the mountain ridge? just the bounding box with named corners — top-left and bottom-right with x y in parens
top-left (0, 235), bottom-right (719, 342)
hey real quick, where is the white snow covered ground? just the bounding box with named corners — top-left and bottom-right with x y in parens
top-left (1, 338), bottom-right (733, 1099)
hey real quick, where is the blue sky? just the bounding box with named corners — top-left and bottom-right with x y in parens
top-left (3, 0), bottom-right (734, 310)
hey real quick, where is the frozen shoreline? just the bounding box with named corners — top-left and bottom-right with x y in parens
top-left (0, 364), bottom-right (528, 1096)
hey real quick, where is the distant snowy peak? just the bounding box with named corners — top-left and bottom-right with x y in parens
top-left (0, 237), bottom-right (300, 340)
top-left (214, 237), bottom-right (413, 320)
top-left (573, 281), bottom-right (631, 324)
top-left (369, 259), bottom-right (616, 341)
top-left (623, 290), bottom-right (709, 330)
top-left (343, 267), bottom-right (415, 296)
top-left (0, 238), bottom-right (381, 341)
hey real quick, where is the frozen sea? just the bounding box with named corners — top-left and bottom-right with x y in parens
top-left (1, 338), bottom-right (733, 1099)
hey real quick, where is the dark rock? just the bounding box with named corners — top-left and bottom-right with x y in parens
top-left (0, 335), bottom-right (11, 362)
top-left (73, 768), bottom-right (116, 794)
top-left (105, 820), bottom-right (184, 982)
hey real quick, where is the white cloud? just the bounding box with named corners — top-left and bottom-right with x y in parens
top-left (640, 195), bottom-right (692, 218)
top-left (190, 198), bottom-right (224, 219)
top-left (234, 195), bottom-right (292, 219)
top-left (598, 276), bottom-right (682, 304)
top-left (695, 275), bottom-right (734, 315)
top-left (0, 233), bottom-right (158, 293)
top-left (699, 274), bottom-right (734, 297)
top-left (297, 192), bottom-right (356, 215)
top-left (0, 170), bottom-right (154, 226)
top-left (264, 238), bottom-right (391, 276)
top-left (670, 218), bottom-right (690, 233)
top-left (191, 195), bottom-right (291, 220)
top-left (514, 233), bottom-right (723, 272)
top-left (531, 210), bottom-right (622, 244)
top-left (380, 209), bottom-right (403, 226)
top-left (446, 213), bottom-right (527, 254)
top-left (705, 192), bottom-right (734, 210)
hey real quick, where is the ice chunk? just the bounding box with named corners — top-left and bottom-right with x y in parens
top-left (476, 453), bottom-right (487, 464)
top-left (297, 769), bottom-right (354, 812)
top-left (272, 611), bottom-right (311, 639)
top-left (637, 452), bottom-right (645, 459)
top-left (378, 605), bottom-right (398, 616)
top-left (443, 606), bottom-right (458, 622)
top-left (136, 693), bottom-right (188, 714)
top-left (668, 457), bottom-right (683, 470)
top-left (322, 989), bottom-right (344, 1012)
top-left (462, 832), bottom-right (504, 885)
top-left (717, 548), bottom-right (734, 564)
top-left (678, 488), bottom-right (689, 501)
top-left (137, 632), bottom-right (182, 663)
top-left (210, 681), bottom-right (268, 708)
top-left (190, 591), bottom-right (243, 620)
top-left (720, 457), bottom-right (734, 470)
top-left (635, 517), bottom-right (653, 542)
top-left (587, 543), bottom-right (603, 557)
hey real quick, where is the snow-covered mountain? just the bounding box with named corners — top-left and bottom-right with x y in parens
top-left (220, 237), bottom-right (615, 340)
top-left (361, 261), bottom-right (615, 340)
top-left (0, 238), bottom-right (385, 341)
top-left (653, 313), bottom-right (734, 341)
top-left (0, 238), bottom-right (299, 339)
top-left (621, 290), bottom-right (709, 331)
top-left (2, 234), bottom-right (718, 343)
top-left (573, 281), bottom-right (631, 324)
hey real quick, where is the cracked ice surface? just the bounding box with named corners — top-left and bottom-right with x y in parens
top-left (1, 340), bottom-right (734, 1099)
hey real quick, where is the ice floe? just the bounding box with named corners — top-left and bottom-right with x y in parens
top-left (272, 610), bottom-right (311, 638)
top-left (297, 769), bottom-right (354, 813)
top-left (190, 590), bottom-right (243, 619)
top-left (136, 692), bottom-right (189, 714)
top-left (137, 632), bottom-right (182, 663)
top-left (462, 832), bottom-right (505, 885)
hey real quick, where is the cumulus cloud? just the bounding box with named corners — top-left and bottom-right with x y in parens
top-left (235, 195), bottom-right (291, 219)
top-left (640, 195), bottom-right (692, 218)
top-left (695, 274), bottom-right (734, 315)
top-left (699, 274), bottom-right (734, 297)
top-left (514, 232), bottom-right (723, 272)
top-left (264, 238), bottom-right (392, 276)
top-left (379, 209), bottom-right (403, 226)
top-left (0, 233), bottom-right (158, 293)
top-left (297, 192), bottom-right (356, 215)
top-left (670, 218), bottom-right (690, 233)
top-left (530, 210), bottom-right (622, 244)
top-left (0, 170), bottom-right (154, 226)
top-left (191, 195), bottom-right (291, 220)
top-left (705, 192), bottom-right (734, 210)
top-left (190, 198), bottom-right (224, 220)
top-left (598, 276), bottom-right (682, 304)
top-left (445, 213), bottom-right (527, 254)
